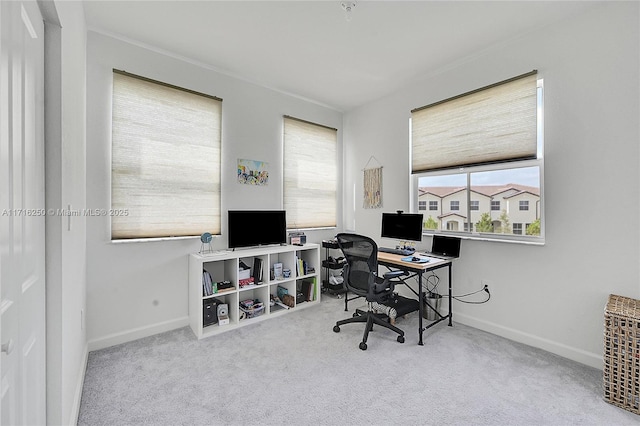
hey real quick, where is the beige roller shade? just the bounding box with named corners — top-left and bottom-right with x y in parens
top-left (111, 70), bottom-right (222, 239)
top-left (412, 71), bottom-right (538, 173)
top-left (283, 116), bottom-right (337, 229)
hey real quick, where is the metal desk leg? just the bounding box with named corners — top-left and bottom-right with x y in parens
top-left (418, 271), bottom-right (424, 345)
top-left (448, 262), bottom-right (453, 326)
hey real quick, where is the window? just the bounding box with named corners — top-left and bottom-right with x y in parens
top-left (412, 72), bottom-right (544, 243)
top-left (418, 201), bottom-right (427, 210)
top-left (429, 201), bottom-right (438, 210)
top-left (513, 223), bottom-right (523, 235)
top-left (111, 70), bottom-right (222, 240)
top-left (283, 116), bottom-right (337, 229)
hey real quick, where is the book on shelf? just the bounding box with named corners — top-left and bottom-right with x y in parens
top-left (273, 262), bottom-right (283, 280)
top-left (295, 256), bottom-right (308, 276)
top-left (300, 278), bottom-right (316, 301)
top-left (202, 271), bottom-right (213, 296)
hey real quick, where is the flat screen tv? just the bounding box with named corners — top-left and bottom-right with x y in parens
top-left (381, 212), bottom-right (424, 242)
top-left (228, 210), bottom-right (287, 249)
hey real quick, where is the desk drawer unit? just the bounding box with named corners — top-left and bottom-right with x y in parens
top-left (604, 294), bottom-right (640, 415)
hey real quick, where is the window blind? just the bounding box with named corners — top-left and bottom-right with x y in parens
top-left (283, 116), bottom-right (337, 229)
top-left (411, 71), bottom-right (538, 173)
top-left (111, 70), bottom-right (222, 239)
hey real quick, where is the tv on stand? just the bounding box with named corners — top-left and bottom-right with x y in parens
top-left (227, 210), bottom-right (287, 249)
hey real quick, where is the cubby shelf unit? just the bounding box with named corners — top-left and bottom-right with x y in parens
top-left (189, 243), bottom-right (321, 339)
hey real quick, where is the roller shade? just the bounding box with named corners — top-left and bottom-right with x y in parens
top-left (111, 70), bottom-right (222, 239)
top-left (411, 71), bottom-right (538, 173)
top-left (283, 116), bottom-right (337, 229)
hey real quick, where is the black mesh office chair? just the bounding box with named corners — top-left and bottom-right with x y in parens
top-left (332, 233), bottom-right (410, 350)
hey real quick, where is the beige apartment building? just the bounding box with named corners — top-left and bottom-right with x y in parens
top-left (418, 184), bottom-right (541, 235)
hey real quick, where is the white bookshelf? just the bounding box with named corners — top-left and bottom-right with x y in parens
top-left (188, 243), bottom-right (321, 339)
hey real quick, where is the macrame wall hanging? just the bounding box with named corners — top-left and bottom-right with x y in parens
top-left (363, 156), bottom-right (383, 209)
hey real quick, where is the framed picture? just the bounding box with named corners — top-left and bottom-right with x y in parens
top-left (237, 158), bottom-right (269, 185)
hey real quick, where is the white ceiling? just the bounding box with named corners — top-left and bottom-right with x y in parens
top-left (83, 0), bottom-right (600, 111)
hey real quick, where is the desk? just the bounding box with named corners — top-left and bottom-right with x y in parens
top-left (377, 252), bottom-right (453, 345)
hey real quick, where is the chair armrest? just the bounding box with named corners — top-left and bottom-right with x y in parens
top-left (382, 270), bottom-right (407, 280)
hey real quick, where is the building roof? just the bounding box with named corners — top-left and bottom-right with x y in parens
top-left (419, 183), bottom-right (540, 198)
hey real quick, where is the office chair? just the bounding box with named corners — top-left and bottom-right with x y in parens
top-left (332, 233), bottom-right (410, 350)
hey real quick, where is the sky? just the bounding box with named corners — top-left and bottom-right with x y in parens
top-left (418, 166), bottom-right (540, 188)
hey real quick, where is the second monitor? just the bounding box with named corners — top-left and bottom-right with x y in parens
top-left (381, 212), bottom-right (424, 242)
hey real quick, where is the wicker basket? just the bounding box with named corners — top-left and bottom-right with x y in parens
top-left (603, 294), bottom-right (640, 414)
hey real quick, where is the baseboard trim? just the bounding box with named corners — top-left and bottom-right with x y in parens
top-left (87, 316), bottom-right (190, 352)
top-left (453, 312), bottom-right (603, 369)
top-left (70, 343), bottom-right (88, 426)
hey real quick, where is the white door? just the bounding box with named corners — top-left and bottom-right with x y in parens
top-left (0, 1), bottom-right (46, 424)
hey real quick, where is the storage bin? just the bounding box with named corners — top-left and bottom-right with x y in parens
top-left (240, 303), bottom-right (264, 319)
top-left (603, 294), bottom-right (640, 415)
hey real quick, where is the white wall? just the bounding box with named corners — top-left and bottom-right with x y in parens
top-left (343, 2), bottom-right (639, 368)
top-left (85, 32), bottom-right (342, 349)
top-left (42, 0), bottom-right (88, 424)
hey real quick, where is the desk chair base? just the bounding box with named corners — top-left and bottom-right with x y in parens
top-left (333, 309), bottom-right (405, 350)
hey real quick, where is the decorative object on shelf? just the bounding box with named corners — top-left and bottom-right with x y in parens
top-left (238, 260), bottom-right (251, 281)
top-left (288, 231), bottom-right (306, 245)
top-left (200, 232), bottom-right (213, 254)
top-left (237, 158), bottom-right (269, 186)
top-left (282, 294), bottom-right (295, 308)
top-left (217, 303), bottom-right (229, 326)
top-left (362, 156), bottom-right (382, 209)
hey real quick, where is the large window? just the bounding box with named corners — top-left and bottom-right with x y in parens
top-left (412, 72), bottom-right (543, 243)
top-left (283, 116), bottom-right (337, 229)
top-left (111, 70), bottom-right (222, 240)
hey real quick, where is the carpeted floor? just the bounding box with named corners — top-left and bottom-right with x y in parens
top-left (78, 295), bottom-right (639, 425)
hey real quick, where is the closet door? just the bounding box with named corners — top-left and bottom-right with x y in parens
top-left (0, 1), bottom-right (46, 424)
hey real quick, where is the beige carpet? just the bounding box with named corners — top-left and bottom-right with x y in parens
top-left (78, 295), bottom-right (639, 425)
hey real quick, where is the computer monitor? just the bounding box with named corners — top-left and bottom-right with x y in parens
top-left (381, 212), bottom-right (424, 242)
top-left (431, 235), bottom-right (461, 258)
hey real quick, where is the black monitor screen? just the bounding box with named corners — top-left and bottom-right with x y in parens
top-left (381, 213), bottom-right (424, 242)
top-left (431, 235), bottom-right (461, 257)
top-left (228, 210), bottom-right (287, 249)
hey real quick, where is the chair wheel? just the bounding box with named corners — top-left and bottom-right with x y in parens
top-left (397, 335), bottom-right (405, 344)
top-left (333, 325), bottom-right (340, 333)
top-left (359, 342), bottom-right (367, 350)
top-left (352, 313), bottom-right (358, 318)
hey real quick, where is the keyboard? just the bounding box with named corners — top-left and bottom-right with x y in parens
top-left (379, 247), bottom-right (415, 256)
